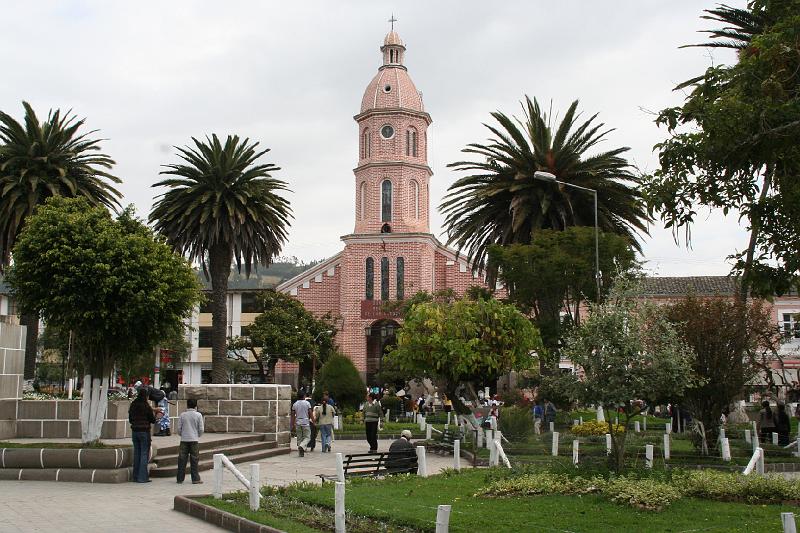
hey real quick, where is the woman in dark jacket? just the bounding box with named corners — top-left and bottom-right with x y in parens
top-left (777, 403), bottom-right (792, 446)
top-left (759, 400), bottom-right (776, 444)
top-left (129, 387), bottom-right (156, 482)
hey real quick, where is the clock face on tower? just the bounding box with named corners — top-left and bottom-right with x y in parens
top-left (380, 124), bottom-right (394, 139)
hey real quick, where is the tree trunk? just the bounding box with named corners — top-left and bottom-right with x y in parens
top-left (740, 169), bottom-right (773, 300)
top-left (209, 244), bottom-right (233, 384)
top-left (20, 311), bottom-right (39, 380)
top-left (80, 355), bottom-right (110, 443)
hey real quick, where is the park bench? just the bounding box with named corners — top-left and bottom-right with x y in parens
top-left (438, 428), bottom-right (457, 449)
top-left (318, 450), bottom-right (417, 483)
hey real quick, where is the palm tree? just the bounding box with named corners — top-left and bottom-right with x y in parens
top-left (0, 102), bottom-right (121, 379)
top-left (150, 134), bottom-right (292, 383)
top-left (440, 97), bottom-right (648, 276)
top-left (684, 3), bottom-right (771, 50)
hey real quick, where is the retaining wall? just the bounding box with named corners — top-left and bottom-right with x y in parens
top-left (0, 321), bottom-right (25, 439)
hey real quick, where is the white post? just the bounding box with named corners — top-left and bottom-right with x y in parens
top-left (572, 440), bottom-right (579, 466)
top-left (745, 429), bottom-right (751, 444)
top-left (782, 512), bottom-right (797, 533)
top-left (447, 411), bottom-right (451, 426)
top-left (484, 429), bottom-right (491, 449)
top-left (385, 410), bottom-right (390, 424)
top-left (426, 424), bottom-right (432, 441)
top-left (773, 432), bottom-right (779, 445)
top-left (335, 481), bottom-right (346, 533)
top-left (596, 405), bottom-right (605, 423)
top-left (645, 444), bottom-right (654, 469)
top-left (336, 452), bottom-right (345, 483)
top-left (67, 378), bottom-right (73, 400)
top-left (663, 433), bottom-right (670, 460)
top-left (453, 439), bottom-right (461, 471)
top-left (615, 416), bottom-right (619, 426)
top-left (416, 446), bottom-right (428, 477)
top-left (579, 416), bottom-right (584, 425)
top-left (484, 387), bottom-right (490, 399)
top-left (643, 417), bottom-right (647, 432)
top-left (549, 421), bottom-right (555, 433)
top-left (213, 454), bottom-right (223, 499)
top-left (666, 421), bottom-right (672, 434)
top-left (635, 421), bottom-right (641, 433)
top-left (721, 438), bottom-right (731, 462)
top-left (552, 432), bottom-right (559, 456)
top-left (436, 505), bottom-right (452, 533)
top-left (420, 417), bottom-right (426, 431)
top-left (719, 428), bottom-right (726, 442)
top-left (249, 463), bottom-right (260, 511)
top-left (605, 433), bottom-right (612, 455)
top-left (476, 427), bottom-right (483, 448)
top-left (333, 415), bottom-right (340, 430)
top-left (752, 421), bottom-right (758, 442)
top-left (757, 447), bottom-right (765, 474)
top-left (573, 419), bottom-right (579, 427)
top-left (489, 434), bottom-right (498, 466)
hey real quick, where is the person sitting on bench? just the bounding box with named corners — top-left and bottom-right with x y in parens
top-left (387, 430), bottom-right (415, 473)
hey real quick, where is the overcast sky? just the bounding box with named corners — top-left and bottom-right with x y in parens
top-left (0, 1), bottom-right (748, 276)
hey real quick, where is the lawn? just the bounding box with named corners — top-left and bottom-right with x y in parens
top-left (200, 469), bottom-right (797, 532)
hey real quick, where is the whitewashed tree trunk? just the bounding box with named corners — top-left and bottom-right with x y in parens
top-left (80, 373), bottom-right (109, 443)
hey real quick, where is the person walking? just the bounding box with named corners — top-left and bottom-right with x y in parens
top-left (363, 392), bottom-right (382, 453)
top-left (306, 394), bottom-right (318, 452)
top-left (128, 387), bottom-right (155, 483)
top-left (544, 399), bottom-right (557, 430)
top-left (777, 403), bottom-right (792, 446)
top-left (532, 401), bottom-right (544, 435)
top-left (176, 398), bottom-right (204, 484)
top-left (293, 394), bottom-right (312, 457)
top-left (759, 400), bottom-right (776, 443)
top-left (313, 391), bottom-right (336, 453)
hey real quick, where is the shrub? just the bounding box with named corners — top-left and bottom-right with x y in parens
top-left (380, 395), bottom-right (401, 416)
top-left (571, 420), bottom-right (624, 437)
top-left (604, 477), bottom-right (682, 511)
top-left (673, 470), bottom-right (800, 504)
top-left (314, 353), bottom-right (365, 409)
top-left (498, 406), bottom-right (534, 441)
top-left (480, 472), bottom-right (606, 497)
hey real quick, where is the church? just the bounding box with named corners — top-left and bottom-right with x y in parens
top-left (275, 29), bottom-right (496, 385)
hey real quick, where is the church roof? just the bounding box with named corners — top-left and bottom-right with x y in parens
top-left (384, 30), bottom-right (404, 46)
top-left (640, 276), bottom-right (739, 297)
top-left (360, 31), bottom-right (424, 114)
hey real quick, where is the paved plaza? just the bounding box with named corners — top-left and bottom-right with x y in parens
top-left (0, 438), bottom-right (453, 532)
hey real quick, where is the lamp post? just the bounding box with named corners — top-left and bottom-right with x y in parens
top-left (312, 330), bottom-right (333, 394)
top-left (533, 171), bottom-right (601, 301)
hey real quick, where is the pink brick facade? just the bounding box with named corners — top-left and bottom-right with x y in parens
top-left (276, 31), bottom-right (498, 385)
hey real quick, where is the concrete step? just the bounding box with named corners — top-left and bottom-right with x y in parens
top-left (151, 446), bottom-right (289, 477)
top-left (153, 440), bottom-right (277, 467)
top-left (152, 433), bottom-right (269, 458)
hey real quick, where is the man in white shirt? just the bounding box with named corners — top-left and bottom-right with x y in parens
top-left (293, 396), bottom-right (312, 457)
top-left (176, 398), bottom-right (204, 484)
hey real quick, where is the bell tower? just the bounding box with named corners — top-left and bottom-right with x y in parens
top-left (353, 26), bottom-right (433, 235)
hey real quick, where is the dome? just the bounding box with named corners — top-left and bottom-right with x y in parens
top-left (360, 67), bottom-right (424, 113)
top-left (383, 30), bottom-right (404, 47)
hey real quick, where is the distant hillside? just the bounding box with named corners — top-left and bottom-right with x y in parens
top-left (197, 260), bottom-right (322, 291)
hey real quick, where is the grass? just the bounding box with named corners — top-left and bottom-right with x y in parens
top-left (0, 441), bottom-right (126, 449)
top-left (201, 469), bottom-right (797, 532)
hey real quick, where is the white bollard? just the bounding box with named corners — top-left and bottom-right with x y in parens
top-left (333, 415), bottom-right (340, 430)
top-left (663, 433), bottom-right (671, 460)
top-left (579, 416), bottom-right (584, 425)
top-left (745, 429), bottom-right (751, 444)
top-left (489, 435), bottom-right (498, 466)
top-left (719, 428), bottom-right (726, 442)
top-left (335, 481), bottom-right (346, 533)
top-left (476, 427), bottom-right (484, 448)
top-left (572, 440), bottom-right (579, 466)
top-left (213, 453), bottom-right (223, 499)
top-left (420, 417), bottom-right (426, 431)
top-left (721, 438), bottom-right (731, 462)
top-left (249, 463), bottom-right (260, 511)
top-left (782, 512), bottom-right (797, 533)
top-left (643, 417), bottom-right (647, 432)
top-left (385, 410), bottom-right (390, 424)
top-left (484, 429), bottom-right (491, 449)
top-left (436, 505), bottom-right (452, 533)
top-left (774, 432), bottom-right (779, 445)
top-left (453, 439), bottom-right (461, 471)
top-left (635, 421), bottom-right (641, 433)
top-left (485, 387), bottom-right (490, 399)
top-left (615, 416), bottom-right (619, 426)
top-left (336, 452), bottom-right (345, 483)
top-left (447, 411), bottom-right (452, 426)
top-left (645, 444), bottom-right (654, 468)
top-left (552, 432), bottom-right (560, 456)
top-left (573, 419), bottom-right (579, 427)
top-left (752, 421), bottom-right (758, 442)
top-left (549, 421), bottom-right (555, 433)
top-left (757, 447), bottom-right (765, 474)
top-left (417, 446), bottom-right (428, 477)
top-left (596, 405), bottom-right (605, 423)
top-left (67, 378), bottom-right (73, 400)
top-left (426, 424), bottom-right (432, 441)
top-left (666, 422), bottom-right (672, 434)
top-left (605, 433), bottom-right (612, 455)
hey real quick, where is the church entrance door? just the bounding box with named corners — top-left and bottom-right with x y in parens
top-left (365, 319), bottom-right (399, 387)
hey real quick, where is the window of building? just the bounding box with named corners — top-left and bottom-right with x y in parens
top-left (381, 180), bottom-right (392, 222)
top-left (241, 292), bottom-right (263, 313)
top-left (6, 297), bottom-right (17, 316)
top-left (396, 257), bottom-right (405, 300)
top-left (410, 180), bottom-right (420, 219)
top-left (199, 297), bottom-right (212, 314)
top-left (406, 128), bottom-right (418, 156)
top-left (362, 129), bottom-right (370, 158)
top-left (365, 257), bottom-right (375, 300)
top-left (359, 181), bottom-right (367, 220)
top-left (380, 124), bottom-right (394, 139)
top-left (239, 325), bottom-right (251, 339)
top-left (198, 326), bottom-right (213, 348)
top-left (381, 257), bottom-right (390, 300)
top-left (782, 313), bottom-right (800, 340)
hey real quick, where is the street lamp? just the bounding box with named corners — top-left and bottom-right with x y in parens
top-left (533, 171), bottom-right (602, 300)
top-left (312, 330), bottom-right (333, 394)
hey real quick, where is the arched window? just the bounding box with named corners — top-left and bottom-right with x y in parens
top-left (396, 257), bottom-right (405, 300)
top-left (362, 129), bottom-right (370, 159)
top-left (381, 180), bottom-right (392, 222)
top-left (409, 180), bottom-right (420, 219)
top-left (380, 257), bottom-right (389, 300)
top-left (359, 182), bottom-right (367, 220)
top-left (365, 258), bottom-right (374, 300)
top-left (405, 128), bottom-right (418, 157)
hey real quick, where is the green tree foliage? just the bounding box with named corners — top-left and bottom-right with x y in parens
top-left (489, 227), bottom-right (637, 368)
top-left (0, 102), bottom-right (121, 379)
top-left (150, 134), bottom-right (292, 383)
top-left (314, 353), bottom-right (365, 410)
top-left (385, 296), bottom-right (541, 414)
top-left (562, 278), bottom-right (695, 471)
top-left (7, 197), bottom-right (200, 442)
top-left (227, 290), bottom-right (336, 383)
top-left (643, 0), bottom-right (800, 298)
top-left (665, 295), bottom-right (780, 449)
top-left (440, 96), bottom-right (648, 277)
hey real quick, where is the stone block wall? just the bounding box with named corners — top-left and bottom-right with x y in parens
top-left (15, 399), bottom-right (131, 439)
top-left (177, 384), bottom-right (291, 444)
top-left (0, 321), bottom-right (25, 439)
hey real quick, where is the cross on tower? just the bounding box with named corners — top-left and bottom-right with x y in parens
top-left (388, 14), bottom-right (397, 30)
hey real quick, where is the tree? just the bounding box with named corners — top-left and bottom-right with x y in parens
top-left (489, 227), bottom-right (638, 369)
top-left (314, 354), bottom-right (365, 410)
top-left (0, 102), bottom-right (121, 379)
top-left (685, 3), bottom-right (774, 50)
top-left (7, 197), bottom-right (200, 442)
top-left (562, 278), bottom-right (695, 471)
top-left (665, 295), bottom-right (781, 449)
top-left (385, 296), bottom-right (541, 414)
top-left (150, 134), bottom-right (292, 383)
top-left (643, 1), bottom-right (800, 298)
top-left (227, 290), bottom-right (337, 383)
top-left (440, 96), bottom-right (649, 277)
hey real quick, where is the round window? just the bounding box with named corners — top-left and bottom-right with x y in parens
top-left (380, 124), bottom-right (394, 139)
top-left (383, 84), bottom-right (391, 93)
